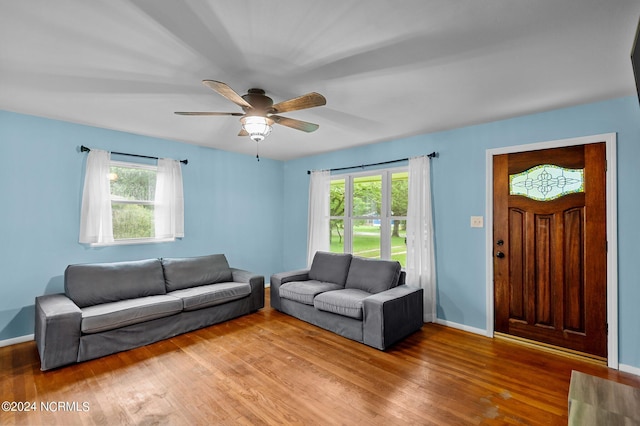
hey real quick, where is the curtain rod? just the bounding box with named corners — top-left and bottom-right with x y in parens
top-left (80, 145), bottom-right (188, 165)
top-left (306, 151), bottom-right (437, 174)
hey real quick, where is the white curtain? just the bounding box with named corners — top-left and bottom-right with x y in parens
top-left (307, 170), bottom-right (331, 267)
top-left (406, 155), bottom-right (436, 322)
top-left (79, 149), bottom-right (114, 244)
top-left (155, 158), bottom-right (184, 240)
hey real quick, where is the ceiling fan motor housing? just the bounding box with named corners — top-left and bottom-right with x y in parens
top-left (242, 89), bottom-right (273, 114)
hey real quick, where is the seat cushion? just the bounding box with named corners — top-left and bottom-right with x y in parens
top-left (314, 289), bottom-right (371, 320)
top-left (162, 254), bottom-right (233, 292)
top-left (345, 257), bottom-right (402, 294)
top-left (168, 282), bottom-right (251, 311)
top-left (80, 295), bottom-right (183, 334)
top-left (308, 252), bottom-right (352, 286)
top-left (65, 259), bottom-right (166, 308)
top-left (279, 280), bottom-right (343, 306)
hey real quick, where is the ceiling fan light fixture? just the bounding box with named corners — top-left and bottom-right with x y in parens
top-left (241, 116), bottom-right (273, 142)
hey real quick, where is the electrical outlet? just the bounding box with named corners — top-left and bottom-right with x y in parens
top-left (470, 216), bottom-right (484, 228)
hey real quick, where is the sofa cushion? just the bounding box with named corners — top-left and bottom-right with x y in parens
top-left (279, 280), bottom-right (343, 306)
top-left (80, 295), bottom-right (183, 334)
top-left (308, 252), bottom-right (352, 286)
top-left (65, 259), bottom-right (166, 308)
top-left (168, 282), bottom-right (251, 311)
top-left (314, 289), bottom-right (371, 320)
top-left (345, 257), bottom-right (402, 294)
top-left (162, 254), bottom-right (233, 292)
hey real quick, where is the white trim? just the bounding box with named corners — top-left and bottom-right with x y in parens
top-left (435, 319), bottom-right (487, 336)
top-left (619, 364), bottom-right (640, 377)
top-left (0, 333), bottom-right (34, 347)
top-left (89, 237), bottom-right (176, 247)
top-left (330, 165), bottom-right (408, 178)
top-left (485, 133), bottom-right (618, 369)
top-left (110, 159), bottom-right (157, 170)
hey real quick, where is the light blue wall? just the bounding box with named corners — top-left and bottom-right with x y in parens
top-left (283, 96), bottom-right (640, 370)
top-left (3, 96), bottom-right (640, 370)
top-left (0, 110), bottom-right (284, 340)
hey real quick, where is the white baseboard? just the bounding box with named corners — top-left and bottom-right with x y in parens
top-left (619, 363), bottom-right (640, 377)
top-left (0, 333), bottom-right (34, 348)
top-left (434, 318), bottom-right (488, 337)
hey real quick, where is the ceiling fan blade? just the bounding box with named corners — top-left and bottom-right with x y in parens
top-left (270, 92), bottom-right (326, 114)
top-left (174, 111), bottom-right (244, 116)
top-left (238, 129), bottom-right (249, 136)
top-left (202, 80), bottom-right (253, 109)
top-left (271, 115), bottom-right (319, 132)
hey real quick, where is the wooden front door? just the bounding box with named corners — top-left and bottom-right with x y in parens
top-left (493, 143), bottom-right (607, 358)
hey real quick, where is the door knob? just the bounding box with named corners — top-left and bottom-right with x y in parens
top-left (496, 251), bottom-right (505, 258)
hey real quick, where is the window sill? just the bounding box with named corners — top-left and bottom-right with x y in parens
top-left (88, 237), bottom-right (179, 247)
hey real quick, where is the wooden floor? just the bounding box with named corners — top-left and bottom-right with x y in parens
top-left (2, 295), bottom-right (639, 426)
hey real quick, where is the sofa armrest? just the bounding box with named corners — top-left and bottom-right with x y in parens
top-left (35, 294), bottom-right (82, 371)
top-left (362, 285), bottom-right (423, 350)
top-left (230, 268), bottom-right (265, 311)
top-left (269, 269), bottom-right (310, 311)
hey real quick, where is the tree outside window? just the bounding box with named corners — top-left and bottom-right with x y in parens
top-left (109, 162), bottom-right (156, 240)
top-left (330, 169), bottom-right (408, 266)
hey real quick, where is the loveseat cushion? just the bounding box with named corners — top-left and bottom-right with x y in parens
top-left (313, 289), bottom-right (371, 320)
top-left (279, 280), bottom-right (343, 306)
top-left (80, 295), bottom-right (183, 334)
top-left (345, 257), bottom-right (402, 294)
top-left (168, 282), bottom-right (251, 311)
top-left (65, 259), bottom-right (166, 308)
top-left (308, 252), bottom-right (352, 286)
top-left (162, 254), bottom-right (233, 292)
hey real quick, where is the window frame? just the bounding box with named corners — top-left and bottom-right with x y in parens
top-left (105, 159), bottom-right (173, 246)
top-left (330, 165), bottom-right (408, 263)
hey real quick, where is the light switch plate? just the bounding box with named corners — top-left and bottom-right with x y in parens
top-left (470, 216), bottom-right (484, 228)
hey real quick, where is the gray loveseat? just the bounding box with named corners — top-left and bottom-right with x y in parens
top-left (270, 251), bottom-right (423, 350)
top-left (35, 254), bottom-right (264, 371)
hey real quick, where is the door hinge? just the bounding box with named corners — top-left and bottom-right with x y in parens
top-left (606, 323), bottom-right (609, 335)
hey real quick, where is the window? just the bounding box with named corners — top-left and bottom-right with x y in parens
top-left (79, 149), bottom-right (184, 246)
top-left (109, 161), bottom-right (157, 240)
top-left (330, 167), bottom-right (408, 266)
top-left (510, 164), bottom-right (584, 201)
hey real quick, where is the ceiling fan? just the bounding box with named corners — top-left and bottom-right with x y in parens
top-left (175, 80), bottom-right (326, 143)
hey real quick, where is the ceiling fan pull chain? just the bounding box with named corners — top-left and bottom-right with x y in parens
top-left (256, 141), bottom-right (260, 162)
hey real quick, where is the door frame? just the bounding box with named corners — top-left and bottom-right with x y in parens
top-left (485, 133), bottom-right (618, 369)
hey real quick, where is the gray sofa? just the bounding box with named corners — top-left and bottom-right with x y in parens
top-left (35, 254), bottom-right (264, 371)
top-left (270, 251), bottom-right (423, 350)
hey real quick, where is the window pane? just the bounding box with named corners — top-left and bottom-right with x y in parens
top-left (112, 204), bottom-right (154, 239)
top-left (353, 175), bottom-right (381, 217)
top-left (391, 172), bottom-right (408, 217)
top-left (330, 178), bottom-right (345, 217)
top-left (509, 164), bottom-right (584, 201)
top-left (391, 173), bottom-right (408, 266)
top-left (330, 219), bottom-right (344, 254)
top-left (391, 219), bottom-right (407, 267)
top-left (352, 219), bottom-right (380, 259)
top-left (110, 166), bottom-right (156, 201)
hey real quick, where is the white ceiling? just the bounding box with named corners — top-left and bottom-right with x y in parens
top-left (1, 1), bottom-right (639, 161)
